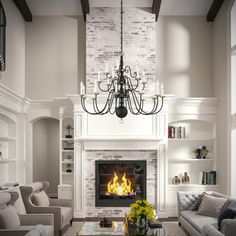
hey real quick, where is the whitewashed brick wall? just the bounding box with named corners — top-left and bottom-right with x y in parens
top-left (84, 150), bottom-right (157, 217)
top-left (86, 8), bottom-right (156, 94)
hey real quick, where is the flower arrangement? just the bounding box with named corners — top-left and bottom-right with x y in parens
top-left (127, 199), bottom-right (156, 225)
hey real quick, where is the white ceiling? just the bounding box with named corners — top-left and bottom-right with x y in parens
top-left (26, 0), bottom-right (214, 16)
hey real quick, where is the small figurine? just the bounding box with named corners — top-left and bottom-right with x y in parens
top-left (66, 164), bottom-right (72, 173)
top-left (64, 124), bottom-right (74, 138)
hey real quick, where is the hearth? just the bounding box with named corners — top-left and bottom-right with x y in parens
top-left (95, 160), bottom-right (146, 207)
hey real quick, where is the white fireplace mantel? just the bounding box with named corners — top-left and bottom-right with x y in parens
top-left (69, 95), bottom-right (168, 218)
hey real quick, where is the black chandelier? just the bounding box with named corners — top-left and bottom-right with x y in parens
top-left (80, 0), bottom-right (164, 120)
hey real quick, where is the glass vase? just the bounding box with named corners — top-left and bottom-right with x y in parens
top-left (136, 217), bottom-right (149, 235)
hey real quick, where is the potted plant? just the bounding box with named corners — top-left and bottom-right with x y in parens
top-left (127, 200), bottom-right (157, 235)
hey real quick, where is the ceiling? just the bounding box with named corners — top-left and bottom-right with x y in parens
top-left (26, 0), bottom-right (214, 16)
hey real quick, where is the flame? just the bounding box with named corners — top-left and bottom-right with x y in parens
top-left (107, 172), bottom-right (134, 195)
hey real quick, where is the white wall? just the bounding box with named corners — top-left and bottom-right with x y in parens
top-left (26, 16), bottom-right (85, 100)
top-left (0, 0), bottom-right (25, 97)
top-left (157, 16), bottom-right (213, 97)
top-left (213, 0), bottom-right (232, 194)
top-left (33, 118), bottom-right (59, 196)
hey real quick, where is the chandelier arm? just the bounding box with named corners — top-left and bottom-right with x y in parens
top-left (152, 96), bottom-right (164, 114)
top-left (81, 96), bottom-right (105, 115)
top-left (127, 91), bottom-right (143, 114)
top-left (124, 66), bottom-right (138, 79)
top-left (108, 93), bottom-right (116, 115)
top-left (126, 76), bottom-right (139, 91)
top-left (129, 89), bottom-right (143, 111)
top-left (98, 78), bottom-right (115, 93)
top-left (127, 96), bottom-right (139, 115)
top-left (93, 90), bottom-right (114, 114)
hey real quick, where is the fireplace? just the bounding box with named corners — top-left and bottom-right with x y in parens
top-left (95, 160), bottom-right (147, 207)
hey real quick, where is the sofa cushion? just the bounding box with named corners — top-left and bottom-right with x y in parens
top-left (197, 194), bottom-right (228, 217)
top-left (32, 191), bottom-right (49, 207)
top-left (9, 187), bottom-right (26, 214)
top-left (0, 205), bottom-right (21, 229)
top-left (181, 210), bottom-right (217, 232)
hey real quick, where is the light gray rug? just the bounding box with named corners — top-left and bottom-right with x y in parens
top-left (64, 222), bottom-right (186, 236)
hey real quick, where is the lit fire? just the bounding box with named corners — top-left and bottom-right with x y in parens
top-left (107, 172), bottom-right (134, 195)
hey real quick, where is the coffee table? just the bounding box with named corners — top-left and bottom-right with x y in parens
top-left (78, 221), bottom-right (167, 236)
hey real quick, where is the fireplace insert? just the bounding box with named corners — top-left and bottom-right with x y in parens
top-left (95, 160), bottom-right (146, 207)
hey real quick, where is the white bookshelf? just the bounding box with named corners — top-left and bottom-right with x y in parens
top-left (58, 112), bottom-right (74, 199)
top-left (0, 113), bottom-right (17, 186)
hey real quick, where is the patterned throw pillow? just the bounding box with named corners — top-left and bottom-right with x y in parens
top-left (32, 191), bottom-right (49, 207)
top-left (191, 193), bottom-right (204, 211)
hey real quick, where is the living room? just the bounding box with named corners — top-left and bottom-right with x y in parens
top-left (0, 0), bottom-right (236, 235)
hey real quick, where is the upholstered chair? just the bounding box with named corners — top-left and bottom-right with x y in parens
top-left (20, 182), bottom-right (73, 236)
top-left (0, 192), bottom-right (54, 236)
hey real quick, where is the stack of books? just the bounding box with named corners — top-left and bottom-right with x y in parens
top-left (199, 171), bottom-right (216, 185)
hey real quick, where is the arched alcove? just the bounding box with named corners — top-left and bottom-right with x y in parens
top-left (33, 117), bottom-right (59, 197)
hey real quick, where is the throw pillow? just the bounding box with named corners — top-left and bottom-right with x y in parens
top-left (32, 191), bottom-right (49, 207)
top-left (191, 193), bottom-right (205, 211)
top-left (0, 205), bottom-right (20, 229)
top-left (197, 194), bottom-right (228, 217)
top-left (218, 207), bottom-right (236, 230)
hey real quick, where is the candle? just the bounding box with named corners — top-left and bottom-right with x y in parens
top-left (156, 81), bottom-right (160, 95)
top-left (105, 63), bottom-right (108, 73)
top-left (142, 70), bottom-right (146, 83)
top-left (98, 70), bottom-right (101, 81)
top-left (161, 83), bottom-right (164, 95)
top-left (135, 62), bottom-right (139, 77)
top-left (93, 80), bottom-right (98, 93)
top-left (80, 81), bottom-right (83, 95)
top-left (112, 70), bottom-right (115, 78)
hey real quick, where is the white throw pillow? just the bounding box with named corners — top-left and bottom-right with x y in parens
top-left (32, 191), bottom-right (49, 207)
top-left (197, 194), bottom-right (228, 217)
top-left (0, 205), bottom-right (20, 229)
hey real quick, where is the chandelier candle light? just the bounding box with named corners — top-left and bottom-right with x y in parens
top-left (80, 0), bottom-right (164, 121)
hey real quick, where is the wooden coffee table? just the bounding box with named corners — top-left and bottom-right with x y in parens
top-left (78, 221), bottom-right (167, 236)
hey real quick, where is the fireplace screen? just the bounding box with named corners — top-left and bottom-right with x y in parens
top-left (95, 160), bottom-right (146, 207)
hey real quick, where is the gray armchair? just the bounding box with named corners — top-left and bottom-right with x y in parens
top-left (0, 192), bottom-right (54, 236)
top-left (20, 182), bottom-right (73, 236)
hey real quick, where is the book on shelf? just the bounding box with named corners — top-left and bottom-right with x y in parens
top-left (199, 171), bottom-right (216, 185)
top-left (168, 126), bottom-right (186, 139)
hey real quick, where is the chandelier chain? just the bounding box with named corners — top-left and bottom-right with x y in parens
top-left (121, 0), bottom-right (123, 53)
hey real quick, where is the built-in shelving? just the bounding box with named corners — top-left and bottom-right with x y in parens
top-left (169, 158), bottom-right (214, 163)
top-left (58, 112), bottom-right (74, 199)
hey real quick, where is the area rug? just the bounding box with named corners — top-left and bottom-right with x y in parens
top-left (162, 222), bottom-right (187, 236)
top-left (64, 221), bottom-right (187, 236)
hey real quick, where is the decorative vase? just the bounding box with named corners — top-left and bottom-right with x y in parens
top-left (136, 217), bottom-right (149, 235)
top-left (172, 176), bottom-right (181, 184)
top-left (182, 172), bottom-right (190, 184)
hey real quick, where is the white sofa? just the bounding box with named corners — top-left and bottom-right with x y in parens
top-left (177, 191), bottom-right (236, 236)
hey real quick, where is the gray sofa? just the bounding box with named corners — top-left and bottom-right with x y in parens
top-left (177, 191), bottom-right (236, 236)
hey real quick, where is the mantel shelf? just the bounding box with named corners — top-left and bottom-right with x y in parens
top-left (168, 138), bottom-right (215, 142)
top-left (0, 159), bottom-right (16, 163)
top-left (75, 137), bottom-right (164, 142)
top-left (0, 136), bottom-right (16, 142)
top-left (169, 158), bottom-right (214, 163)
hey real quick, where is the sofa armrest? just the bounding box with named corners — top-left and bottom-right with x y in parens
top-left (19, 214), bottom-right (54, 226)
top-left (49, 198), bottom-right (72, 207)
top-left (29, 206), bottom-right (62, 230)
top-left (201, 224), bottom-right (224, 236)
top-left (0, 229), bottom-right (29, 236)
top-left (221, 219), bottom-right (236, 236)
